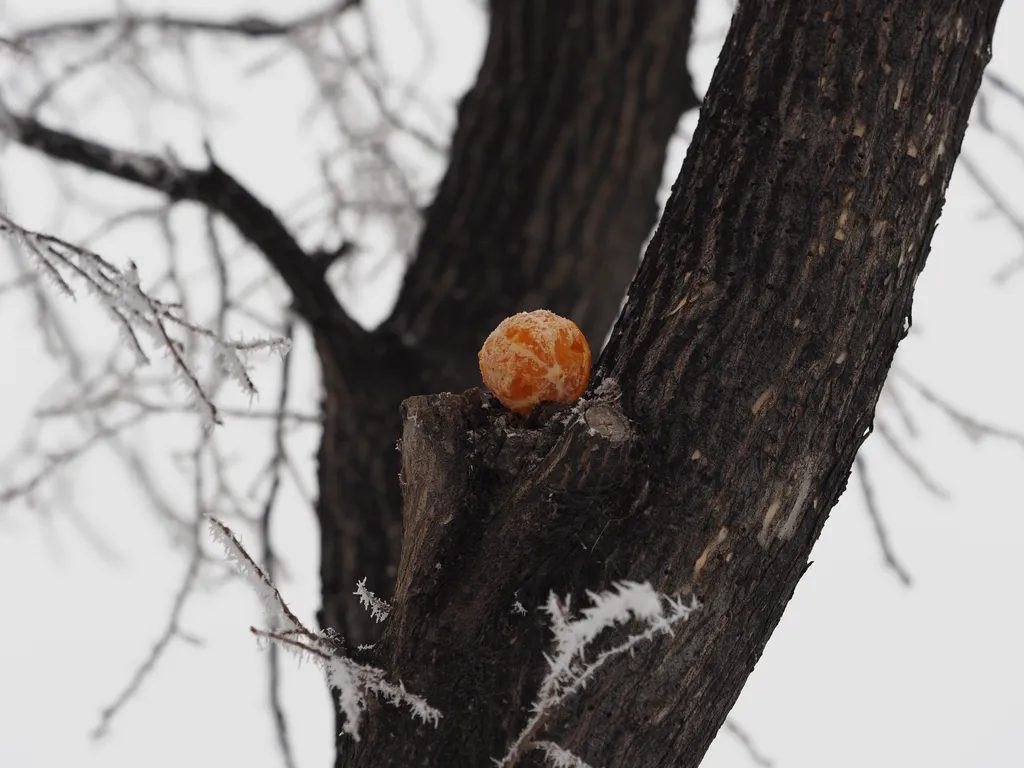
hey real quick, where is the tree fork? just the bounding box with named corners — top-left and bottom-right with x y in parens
top-left (316, 0), bottom-right (700, 653)
top-left (340, 1), bottom-right (1002, 766)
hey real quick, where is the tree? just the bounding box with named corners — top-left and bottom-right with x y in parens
top-left (0, 0), bottom-right (1010, 766)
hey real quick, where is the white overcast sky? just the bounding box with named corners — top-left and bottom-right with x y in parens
top-left (1, 2), bottom-right (1023, 768)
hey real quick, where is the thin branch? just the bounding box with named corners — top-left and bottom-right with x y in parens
top-left (211, 520), bottom-right (441, 741)
top-left (36, 390), bottom-right (321, 425)
top-left (895, 368), bottom-right (1024, 449)
top-left (956, 154), bottom-right (1024, 283)
top-left (880, 381), bottom-right (918, 438)
top-left (0, 272), bottom-right (37, 297)
top-left (855, 455), bottom-right (913, 588)
top-left (723, 719), bottom-right (776, 768)
top-left (0, 413), bottom-right (146, 505)
top-left (11, 1), bottom-right (360, 46)
top-left (500, 584), bottom-right (698, 767)
top-left (1, 213), bottom-right (290, 425)
top-left (874, 419), bottom-right (950, 500)
top-left (984, 70), bottom-right (1024, 111)
top-left (261, 319), bottom-right (298, 768)
top-left (92, 451), bottom-right (207, 739)
top-left (2, 112), bottom-right (367, 355)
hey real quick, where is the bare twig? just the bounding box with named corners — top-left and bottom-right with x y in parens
top-left (875, 419), bottom-right (950, 500)
top-left (91, 442), bottom-right (208, 738)
top-left (91, 535), bottom-right (203, 737)
top-left (724, 719), bottom-right (776, 768)
top-left (0, 413), bottom-right (146, 504)
top-left (880, 381), bottom-right (919, 438)
top-left (11, 1), bottom-right (361, 47)
top-left (260, 319), bottom-right (298, 768)
top-left (984, 70), bottom-right (1024, 111)
top-left (895, 368), bottom-right (1024, 449)
top-left (855, 455), bottom-right (913, 588)
top-left (2, 112), bottom-right (366, 352)
top-left (955, 154), bottom-right (1024, 283)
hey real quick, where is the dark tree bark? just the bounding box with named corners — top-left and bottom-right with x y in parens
top-left (315, 0), bottom-right (700, 654)
top-left (5, 0), bottom-right (1004, 765)
top-left (336, 1), bottom-right (1002, 766)
top-left (6, 1), bottom-right (699, 660)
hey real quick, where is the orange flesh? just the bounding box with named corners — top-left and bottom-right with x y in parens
top-left (478, 310), bottom-right (591, 414)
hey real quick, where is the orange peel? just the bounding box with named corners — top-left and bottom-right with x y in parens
top-left (478, 309), bottom-right (591, 414)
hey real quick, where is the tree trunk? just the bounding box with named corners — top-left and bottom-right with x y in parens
top-left (338, 1), bottom-right (1002, 766)
top-left (315, 0), bottom-right (699, 651)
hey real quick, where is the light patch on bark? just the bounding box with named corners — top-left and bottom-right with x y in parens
top-left (652, 702), bottom-right (675, 725)
top-left (668, 295), bottom-right (689, 316)
top-left (778, 475), bottom-right (814, 541)
top-left (834, 207), bottom-right (850, 240)
top-left (693, 526), bottom-right (729, 582)
top-left (583, 404), bottom-right (631, 442)
top-left (751, 389), bottom-right (772, 414)
top-left (758, 500), bottom-right (782, 547)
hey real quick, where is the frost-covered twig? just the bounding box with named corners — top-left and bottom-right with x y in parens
top-left (0, 213), bottom-right (289, 427)
top-left (324, 653), bottom-right (441, 740)
top-left (208, 517), bottom-right (303, 631)
top-left (209, 517), bottom-right (440, 741)
top-left (497, 581), bottom-right (699, 768)
top-left (533, 740), bottom-right (595, 768)
top-left (354, 578), bottom-right (391, 623)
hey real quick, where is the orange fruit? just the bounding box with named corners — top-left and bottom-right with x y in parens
top-left (478, 310), bottom-right (591, 414)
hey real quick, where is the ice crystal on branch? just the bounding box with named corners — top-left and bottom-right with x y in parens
top-left (0, 213), bottom-right (289, 427)
top-left (533, 741), bottom-right (594, 768)
top-left (497, 581), bottom-right (699, 767)
top-left (354, 578), bottom-right (391, 623)
top-left (207, 517), bottom-right (440, 741)
top-left (208, 518), bottom-right (301, 631)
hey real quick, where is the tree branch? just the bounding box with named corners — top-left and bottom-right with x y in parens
top-left (3, 112), bottom-right (367, 358)
top-left (855, 455), bottom-right (913, 587)
top-left (314, 0), bottom-right (702, 666)
top-left (344, 2), bottom-right (1003, 765)
top-left (10, 0), bottom-right (360, 46)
